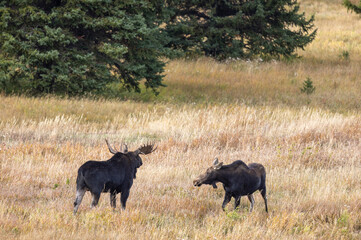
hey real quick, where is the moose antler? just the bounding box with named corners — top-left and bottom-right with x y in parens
top-left (105, 139), bottom-right (118, 154)
top-left (136, 143), bottom-right (157, 155)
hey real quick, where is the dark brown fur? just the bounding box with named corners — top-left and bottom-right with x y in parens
top-left (73, 140), bottom-right (156, 214)
top-left (193, 159), bottom-right (268, 212)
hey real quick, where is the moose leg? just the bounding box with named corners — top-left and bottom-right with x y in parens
top-left (247, 194), bottom-right (255, 212)
top-left (120, 189), bottom-right (130, 210)
top-left (110, 192), bottom-right (116, 208)
top-left (90, 192), bottom-right (101, 208)
top-left (234, 196), bottom-right (241, 210)
top-left (261, 187), bottom-right (268, 213)
top-left (222, 192), bottom-right (232, 211)
top-left (73, 188), bottom-right (86, 215)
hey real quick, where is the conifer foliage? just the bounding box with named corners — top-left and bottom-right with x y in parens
top-left (1, 0), bottom-right (318, 96)
top-left (165, 0), bottom-right (317, 60)
top-left (344, 0), bottom-right (361, 14)
top-left (0, 0), bottom-right (166, 95)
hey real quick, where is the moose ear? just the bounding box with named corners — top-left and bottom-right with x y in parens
top-left (213, 162), bottom-right (223, 170)
top-left (212, 158), bottom-right (219, 166)
top-left (134, 149), bottom-right (142, 155)
top-left (123, 144), bottom-right (128, 153)
top-left (212, 158), bottom-right (223, 170)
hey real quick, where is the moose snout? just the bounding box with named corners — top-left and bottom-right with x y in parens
top-left (193, 179), bottom-right (201, 187)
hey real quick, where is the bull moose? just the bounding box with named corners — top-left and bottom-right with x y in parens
top-left (73, 140), bottom-right (156, 214)
top-left (193, 158), bottom-right (268, 212)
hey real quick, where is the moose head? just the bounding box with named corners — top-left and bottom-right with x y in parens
top-left (193, 158), bottom-right (223, 189)
top-left (105, 139), bottom-right (157, 169)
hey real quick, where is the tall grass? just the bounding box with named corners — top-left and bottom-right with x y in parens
top-left (1, 0), bottom-right (361, 239)
top-left (1, 95), bottom-right (360, 239)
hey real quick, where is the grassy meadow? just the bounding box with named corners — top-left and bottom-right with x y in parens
top-left (1, 0), bottom-right (361, 239)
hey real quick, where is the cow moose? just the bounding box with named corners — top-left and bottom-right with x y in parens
top-left (193, 158), bottom-right (268, 213)
top-left (73, 140), bottom-right (156, 214)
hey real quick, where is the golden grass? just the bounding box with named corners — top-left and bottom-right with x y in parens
top-left (142, 0), bottom-right (361, 112)
top-left (162, 57), bottom-right (361, 111)
top-left (1, 94), bottom-right (360, 239)
top-left (1, 0), bottom-right (361, 239)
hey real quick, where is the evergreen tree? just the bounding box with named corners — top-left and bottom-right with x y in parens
top-left (300, 77), bottom-right (315, 95)
top-left (344, 0), bottom-right (361, 14)
top-left (0, 0), bottom-right (166, 95)
top-left (164, 0), bottom-right (317, 60)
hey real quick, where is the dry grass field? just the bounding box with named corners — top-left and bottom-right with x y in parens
top-left (1, 0), bottom-right (361, 239)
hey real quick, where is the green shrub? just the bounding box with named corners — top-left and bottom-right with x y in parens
top-left (301, 77), bottom-right (315, 95)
